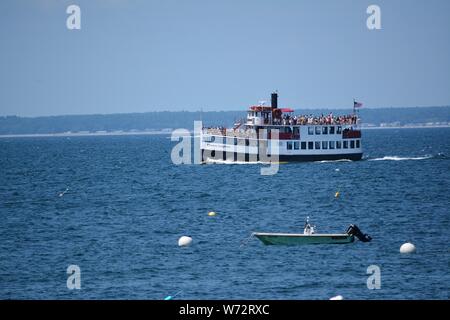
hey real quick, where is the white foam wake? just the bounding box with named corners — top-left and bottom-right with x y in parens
top-left (369, 155), bottom-right (432, 161)
top-left (204, 158), bottom-right (265, 165)
top-left (203, 158), bottom-right (285, 165)
top-left (315, 159), bottom-right (353, 163)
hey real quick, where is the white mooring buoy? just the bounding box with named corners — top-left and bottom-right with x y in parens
top-left (329, 295), bottom-right (344, 300)
top-left (178, 236), bottom-right (193, 247)
top-left (400, 242), bottom-right (416, 254)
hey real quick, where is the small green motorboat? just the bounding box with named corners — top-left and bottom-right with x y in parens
top-left (253, 220), bottom-right (371, 246)
top-left (253, 232), bottom-right (355, 245)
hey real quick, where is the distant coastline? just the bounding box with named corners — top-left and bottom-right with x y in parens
top-left (361, 124), bottom-right (450, 130)
top-left (0, 130), bottom-right (171, 138)
top-left (0, 124), bottom-right (449, 138)
top-left (1, 106), bottom-right (449, 136)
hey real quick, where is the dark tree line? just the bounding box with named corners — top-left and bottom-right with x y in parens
top-left (0, 107), bottom-right (449, 135)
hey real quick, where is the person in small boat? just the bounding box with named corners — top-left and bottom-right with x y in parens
top-left (303, 218), bottom-right (315, 235)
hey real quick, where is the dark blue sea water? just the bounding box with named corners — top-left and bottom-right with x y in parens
top-left (1, 128), bottom-right (449, 300)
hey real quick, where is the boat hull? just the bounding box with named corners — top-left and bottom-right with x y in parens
top-left (277, 153), bottom-right (362, 162)
top-left (202, 150), bottom-right (363, 163)
top-left (253, 233), bottom-right (355, 245)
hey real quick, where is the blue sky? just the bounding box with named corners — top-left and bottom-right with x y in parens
top-left (0, 0), bottom-right (449, 116)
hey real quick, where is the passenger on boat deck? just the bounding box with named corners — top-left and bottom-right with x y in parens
top-left (273, 113), bottom-right (357, 126)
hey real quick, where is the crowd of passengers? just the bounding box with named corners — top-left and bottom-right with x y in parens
top-left (273, 113), bottom-right (358, 126)
top-left (204, 113), bottom-right (358, 135)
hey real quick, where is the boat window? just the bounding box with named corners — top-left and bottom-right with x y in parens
top-left (308, 127), bottom-right (314, 135)
top-left (315, 141), bottom-right (321, 150)
top-left (343, 140), bottom-right (348, 149)
top-left (308, 141), bottom-right (314, 149)
top-left (322, 126), bottom-right (328, 135)
top-left (294, 141), bottom-right (299, 150)
top-left (322, 141), bottom-right (328, 149)
top-left (356, 140), bottom-right (360, 148)
top-left (336, 141), bottom-right (342, 149)
top-left (329, 126), bottom-right (335, 134)
top-left (293, 127), bottom-right (300, 135)
top-left (337, 126), bottom-right (342, 134)
top-left (301, 142), bottom-right (307, 150)
top-left (315, 126), bottom-right (321, 135)
top-left (350, 140), bottom-right (355, 148)
top-left (287, 141), bottom-right (293, 150)
top-left (245, 139), bottom-right (249, 146)
top-left (203, 135), bottom-right (213, 142)
top-left (234, 137), bottom-right (238, 145)
top-left (329, 141), bottom-right (335, 149)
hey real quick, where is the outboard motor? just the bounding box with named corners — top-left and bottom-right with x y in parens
top-left (346, 224), bottom-right (372, 242)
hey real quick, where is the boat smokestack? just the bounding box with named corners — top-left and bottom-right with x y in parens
top-left (271, 92), bottom-right (278, 109)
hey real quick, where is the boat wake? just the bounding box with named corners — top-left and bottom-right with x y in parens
top-left (315, 159), bottom-right (353, 164)
top-left (368, 155), bottom-right (433, 161)
top-left (204, 158), bottom-right (267, 165)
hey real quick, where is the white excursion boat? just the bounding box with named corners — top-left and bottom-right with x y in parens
top-left (201, 92), bottom-right (363, 162)
top-left (253, 220), bottom-right (372, 246)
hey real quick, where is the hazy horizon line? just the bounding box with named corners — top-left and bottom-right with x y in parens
top-left (2, 104), bottom-right (449, 119)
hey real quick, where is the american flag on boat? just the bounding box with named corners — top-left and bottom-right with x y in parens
top-left (354, 100), bottom-right (363, 108)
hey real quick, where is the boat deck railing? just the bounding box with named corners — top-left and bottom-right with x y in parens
top-left (203, 128), bottom-right (258, 139)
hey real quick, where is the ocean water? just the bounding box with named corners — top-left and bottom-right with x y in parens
top-left (0, 128), bottom-right (449, 300)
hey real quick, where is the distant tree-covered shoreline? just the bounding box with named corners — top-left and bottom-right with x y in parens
top-left (0, 107), bottom-right (449, 135)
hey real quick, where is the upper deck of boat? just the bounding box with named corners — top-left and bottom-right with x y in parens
top-left (202, 92), bottom-right (361, 138)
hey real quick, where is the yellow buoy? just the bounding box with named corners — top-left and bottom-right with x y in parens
top-left (335, 191), bottom-right (340, 198)
top-left (208, 211), bottom-right (216, 216)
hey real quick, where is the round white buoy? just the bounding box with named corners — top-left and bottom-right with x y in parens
top-left (400, 242), bottom-right (416, 254)
top-left (178, 236), bottom-right (193, 247)
top-left (335, 168), bottom-right (340, 172)
top-left (208, 211), bottom-right (216, 217)
top-left (329, 295), bottom-right (344, 300)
